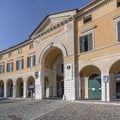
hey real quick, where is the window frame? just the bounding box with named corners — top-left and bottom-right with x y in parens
top-left (27, 55), bottom-right (36, 68)
top-left (79, 30), bottom-right (94, 54)
top-left (0, 63), bottom-right (4, 74)
top-left (115, 17), bottom-right (120, 43)
top-left (16, 58), bottom-right (24, 70)
top-left (6, 62), bottom-right (13, 72)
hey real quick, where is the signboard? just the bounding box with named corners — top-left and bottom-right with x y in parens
top-left (103, 75), bottom-right (109, 83)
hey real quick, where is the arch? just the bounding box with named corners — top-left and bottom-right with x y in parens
top-left (79, 65), bottom-right (101, 99)
top-left (0, 80), bottom-right (4, 97)
top-left (39, 43), bottom-right (68, 65)
top-left (27, 76), bottom-right (35, 98)
top-left (80, 65), bottom-right (101, 77)
top-left (109, 59), bottom-right (120, 74)
top-left (7, 79), bottom-right (13, 97)
top-left (16, 78), bottom-right (23, 97)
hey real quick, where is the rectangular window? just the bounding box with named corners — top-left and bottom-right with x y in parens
top-left (18, 49), bottom-right (22, 54)
top-left (7, 62), bottom-right (13, 72)
top-left (8, 52), bottom-right (12, 57)
top-left (0, 64), bottom-right (4, 74)
top-left (16, 59), bottom-right (24, 70)
top-left (117, 21), bottom-right (120, 42)
top-left (27, 55), bottom-right (36, 68)
top-left (117, 0), bottom-right (120, 7)
top-left (29, 44), bottom-right (34, 50)
top-left (80, 32), bottom-right (93, 53)
top-left (83, 15), bottom-right (92, 24)
top-left (0, 56), bottom-right (3, 60)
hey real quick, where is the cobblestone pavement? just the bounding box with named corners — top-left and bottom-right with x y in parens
top-left (0, 98), bottom-right (68, 120)
top-left (1, 99), bottom-right (120, 120)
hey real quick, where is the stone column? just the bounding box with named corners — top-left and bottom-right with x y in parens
top-left (13, 81), bottom-right (16, 98)
top-left (51, 70), bottom-right (57, 97)
top-left (101, 74), bottom-right (110, 101)
top-left (4, 81), bottom-right (7, 98)
top-left (23, 81), bottom-right (27, 98)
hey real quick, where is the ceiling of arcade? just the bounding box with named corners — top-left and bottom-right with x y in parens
top-left (44, 48), bottom-right (62, 69)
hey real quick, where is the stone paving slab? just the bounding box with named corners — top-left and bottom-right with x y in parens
top-left (1, 99), bottom-right (120, 120)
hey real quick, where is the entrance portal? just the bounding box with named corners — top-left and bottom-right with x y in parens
top-left (88, 74), bottom-right (101, 99)
top-left (43, 47), bottom-right (64, 98)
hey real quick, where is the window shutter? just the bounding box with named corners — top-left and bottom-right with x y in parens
top-left (80, 37), bottom-right (84, 53)
top-left (0, 65), bottom-right (1, 73)
top-left (11, 62), bottom-right (13, 71)
top-left (118, 21), bottom-right (120, 42)
top-left (22, 59), bottom-right (24, 69)
top-left (7, 63), bottom-right (9, 72)
top-left (88, 33), bottom-right (93, 51)
top-left (3, 65), bottom-right (4, 73)
top-left (16, 61), bottom-right (18, 70)
top-left (33, 55), bottom-right (36, 66)
top-left (27, 57), bottom-right (30, 68)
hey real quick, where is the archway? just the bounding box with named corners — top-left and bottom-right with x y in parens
top-left (80, 65), bottom-right (101, 99)
top-left (7, 79), bottom-right (13, 97)
top-left (27, 76), bottom-right (35, 98)
top-left (16, 78), bottom-right (23, 97)
top-left (42, 47), bottom-right (64, 98)
top-left (0, 80), bottom-right (4, 97)
top-left (109, 60), bottom-right (120, 99)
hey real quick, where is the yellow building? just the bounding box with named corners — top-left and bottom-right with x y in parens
top-left (0, 0), bottom-right (120, 101)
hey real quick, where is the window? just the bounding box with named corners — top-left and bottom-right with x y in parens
top-left (80, 32), bottom-right (93, 53)
top-left (0, 64), bottom-right (4, 74)
top-left (18, 49), bottom-right (22, 54)
top-left (8, 52), bottom-right (12, 57)
top-left (117, 20), bottom-right (120, 42)
top-left (27, 55), bottom-right (36, 68)
top-left (7, 62), bottom-right (13, 72)
top-left (0, 56), bottom-right (3, 60)
top-left (117, 0), bottom-right (120, 7)
top-left (16, 59), bottom-right (24, 70)
top-left (29, 44), bottom-right (34, 50)
top-left (83, 15), bottom-right (92, 24)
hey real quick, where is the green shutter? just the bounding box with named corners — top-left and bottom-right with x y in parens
top-left (27, 57), bottom-right (31, 68)
top-left (11, 62), bottom-right (13, 71)
top-left (22, 59), bottom-right (24, 69)
top-left (118, 21), bottom-right (120, 42)
top-left (33, 55), bottom-right (36, 66)
top-left (16, 60), bottom-right (18, 70)
top-left (88, 33), bottom-right (93, 51)
top-left (80, 37), bottom-right (84, 53)
top-left (7, 63), bottom-right (9, 72)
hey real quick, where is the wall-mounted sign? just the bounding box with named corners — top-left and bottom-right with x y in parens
top-left (103, 75), bottom-right (109, 83)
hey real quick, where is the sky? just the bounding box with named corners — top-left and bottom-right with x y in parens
top-left (0, 0), bottom-right (92, 51)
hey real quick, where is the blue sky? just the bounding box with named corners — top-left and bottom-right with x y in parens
top-left (0, 0), bottom-right (92, 51)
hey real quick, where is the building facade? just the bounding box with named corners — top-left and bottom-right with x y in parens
top-left (0, 0), bottom-right (120, 101)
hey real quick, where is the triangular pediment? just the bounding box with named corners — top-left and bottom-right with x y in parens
top-left (30, 9), bottom-right (77, 38)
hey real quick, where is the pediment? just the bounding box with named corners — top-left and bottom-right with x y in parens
top-left (30, 9), bottom-right (77, 38)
